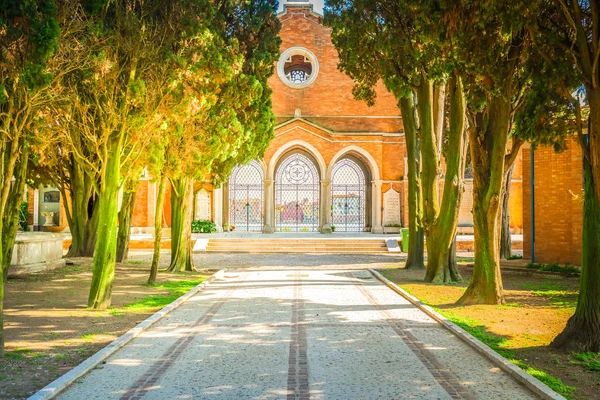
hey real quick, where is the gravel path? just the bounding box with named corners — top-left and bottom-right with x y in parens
top-left (58, 268), bottom-right (537, 399)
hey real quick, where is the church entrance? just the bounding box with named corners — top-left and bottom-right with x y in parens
top-left (228, 160), bottom-right (264, 232)
top-left (331, 157), bottom-right (368, 232)
top-left (275, 152), bottom-right (320, 232)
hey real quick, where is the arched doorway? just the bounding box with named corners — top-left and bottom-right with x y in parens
top-left (228, 161), bottom-right (264, 232)
top-left (331, 157), bottom-right (369, 232)
top-left (275, 152), bottom-right (320, 232)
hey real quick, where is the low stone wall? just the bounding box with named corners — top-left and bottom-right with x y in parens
top-left (8, 233), bottom-right (65, 277)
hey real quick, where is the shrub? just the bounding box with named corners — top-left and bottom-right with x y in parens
top-left (191, 220), bottom-right (216, 233)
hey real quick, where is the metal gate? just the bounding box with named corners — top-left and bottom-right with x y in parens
top-left (275, 153), bottom-right (320, 232)
top-left (331, 158), bottom-right (366, 232)
top-left (229, 161), bottom-right (264, 231)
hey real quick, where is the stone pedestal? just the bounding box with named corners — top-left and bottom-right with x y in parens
top-left (41, 211), bottom-right (56, 227)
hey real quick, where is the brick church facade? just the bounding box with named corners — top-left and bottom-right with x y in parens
top-left (31, 1), bottom-right (550, 253)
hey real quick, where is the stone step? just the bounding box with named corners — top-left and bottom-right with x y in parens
top-left (204, 238), bottom-right (390, 253)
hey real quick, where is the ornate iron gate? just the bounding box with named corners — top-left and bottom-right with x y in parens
top-left (229, 161), bottom-right (264, 232)
top-left (331, 158), bottom-right (366, 232)
top-left (275, 153), bottom-right (320, 232)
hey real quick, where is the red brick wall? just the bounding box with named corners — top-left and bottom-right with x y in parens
top-left (523, 138), bottom-right (583, 265)
top-left (271, 7), bottom-right (402, 130)
top-left (132, 180), bottom-right (149, 227)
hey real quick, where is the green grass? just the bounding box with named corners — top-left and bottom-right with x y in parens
top-left (116, 279), bottom-right (206, 314)
top-left (126, 260), bottom-right (144, 265)
top-left (506, 254), bottom-right (523, 260)
top-left (379, 273), bottom-right (577, 399)
top-left (573, 352), bottom-right (600, 372)
top-left (4, 348), bottom-right (47, 360)
top-left (80, 333), bottom-right (104, 342)
top-left (521, 283), bottom-right (578, 308)
top-left (436, 310), bottom-right (576, 398)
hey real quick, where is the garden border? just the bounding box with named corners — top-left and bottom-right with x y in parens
top-left (369, 268), bottom-right (567, 400)
top-left (28, 268), bottom-right (227, 400)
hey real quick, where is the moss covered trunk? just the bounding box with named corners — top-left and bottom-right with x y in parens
top-left (0, 140), bottom-right (29, 356)
top-left (458, 94), bottom-right (513, 305)
top-left (500, 165), bottom-right (513, 259)
top-left (2, 146), bottom-right (29, 277)
top-left (148, 173), bottom-right (167, 285)
top-left (66, 161), bottom-right (96, 257)
top-left (399, 95), bottom-right (425, 269)
top-left (551, 158), bottom-right (600, 351)
top-left (552, 94), bottom-right (600, 352)
top-left (116, 178), bottom-right (140, 263)
top-left (168, 177), bottom-right (195, 272)
top-left (88, 147), bottom-right (121, 309)
top-left (419, 77), bottom-right (467, 283)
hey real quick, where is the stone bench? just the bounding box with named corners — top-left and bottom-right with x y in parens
top-left (8, 233), bottom-right (65, 277)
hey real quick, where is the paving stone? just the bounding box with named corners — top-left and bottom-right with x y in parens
top-left (58, 266), bottom-right (538, 400)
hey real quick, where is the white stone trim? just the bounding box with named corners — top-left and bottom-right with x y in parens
top-left (277, 47), bottom-right (320, 89)
top-left (267, 139), bottom-right (327, 182)
top-left (327, 145), bottom-right (381, 181)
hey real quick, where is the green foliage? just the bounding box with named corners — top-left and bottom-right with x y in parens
top-left (525, 263), bottom-right (581, 276)
top-left (506, 254), bottom-right (523, 260)
top-left (1, 0), bottom-right (60, 91)
top-left (192, 220), bottom-right (216, 233)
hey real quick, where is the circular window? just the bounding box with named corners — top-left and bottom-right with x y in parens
top-left (277, 47), bottom-right (319, 89)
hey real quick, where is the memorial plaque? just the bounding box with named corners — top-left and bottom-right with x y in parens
top-left (195, 189), bottom-right (212, 221)
top-left (383, 189), bottom-right (401, 226)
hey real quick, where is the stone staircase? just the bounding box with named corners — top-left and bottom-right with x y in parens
top-left (204, 238), bottom-right (390, 254)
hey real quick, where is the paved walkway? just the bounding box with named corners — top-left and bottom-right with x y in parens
top-left (59, 269), bottom-right (537, 399)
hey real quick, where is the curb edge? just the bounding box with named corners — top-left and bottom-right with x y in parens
top-left (368, 268), bottom-right (567, 400)
top-left (28, 268), bottom-right (227, 400)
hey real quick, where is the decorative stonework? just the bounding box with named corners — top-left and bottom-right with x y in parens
top-left (277, 47), bottom-right (319, 89)
top-left (195, 189), bottom-right (211, 221)
top-left (383, 189), bottom-right (401, 227)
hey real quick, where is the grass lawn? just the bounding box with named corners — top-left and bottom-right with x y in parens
top-left (0, 257), bottom-right (216, 399)
top-left (380, 264), bottom-right (600, 400)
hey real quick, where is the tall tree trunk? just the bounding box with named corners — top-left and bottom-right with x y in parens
top-left (552, 106), bottom-right (600, 352)
top-left (500, 165), bottom-right (513, 259)
top-left (116, 178), bottom-right (140, 263)
top-left (0, 251), bottom-right (3, 357)
top-left (458, 94), bottom-right (513, 305)
top-left (66, 162), bottom-right (96, 257)
top-left (0, 142), bottom-right (29, 356)
top-left (84, 196), bottom-right (100, 256)
top-left (167, 177), bottom-right (195, 272)
top-left (88, 148), bottom-right (121, 309)
top-left (399, 95), bottom-right (425, 269)
top-left (420, 76), bottom-right (468, 283)
top-left (148, 173), bottom-right (167, 285)
top-left (2, 146), bottom-right (29, 277)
